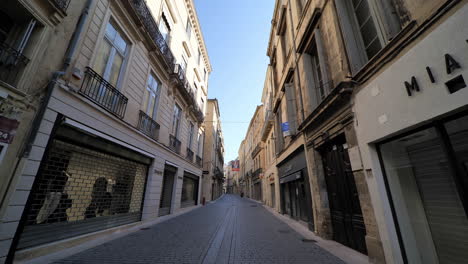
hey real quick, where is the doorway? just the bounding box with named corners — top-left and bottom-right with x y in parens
top-left (159, 165), bottom-right (176, 216)
top-left (321, 135), bottom-right (367, 254)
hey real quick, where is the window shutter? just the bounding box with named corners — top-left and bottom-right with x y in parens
top-left (334, 0), bottom-right (366, 74)
top-left (314, 29), bottom-right (330, 95)
top-left (16, 19), bottom-right (36, 53)
top-left (285, 83), bottom-right (297, 136)
top-left (376, 0), bottom-right (402, 41)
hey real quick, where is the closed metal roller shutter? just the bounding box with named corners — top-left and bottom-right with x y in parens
top-left (159, 165), bottom-right (176, 216)
top-left (181, 172), bottom-right (198, 208)
top-left (407, 136), bottom-right (468, 264)
top-left (18, 125), bottom-right (149, 249)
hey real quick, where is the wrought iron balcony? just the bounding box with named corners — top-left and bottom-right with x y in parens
top-left (169, 134), bottom-right (181, 154)
top-left (252, 168), bottom-right (263, 179)
top-left (186, 148), bottom-right (194, 162)
top-left (79, 67), bottom-right (128, 119)
top-left (251, 144), bottom-right (262, 158)
top-left (0, 42), bottom-right (30, 88)
top-left (125, 0), bottom-right (175, 72)
top-left (172, 64), bottom-right (204, 123)
top-left (50, 0), bottom-right (71, 12)
top-left (196, 155), bottom-right (202, 167)
top-left (137, 110), bottom-right (160, 140)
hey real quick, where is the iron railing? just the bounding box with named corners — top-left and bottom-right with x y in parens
top-left (127, 0), bottom-right (175, 72)
top-left (50, 0), bottom-right (71, 12)
top-left (137, 110), bottom-right (160, 140)
top-left (0, 42), bottom-right (30, 87)
top-left (169, 134), bottom-right (181, 154)
top-left (252, 168), bottom-right (263, 179)
top-left (196, 155), bottom-right (202, 167)
top-left (186, 148), bottom-right (194, 162)
top-left (79, 67), bottom-right (128, 119)
top-left (172, 64), bottom-right (205, 123)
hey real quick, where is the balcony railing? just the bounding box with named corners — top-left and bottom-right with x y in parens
top-left (0, 42), bottom-right (30, 88)
top-left (251, 144), bottom-right (262, 158)
top-left (137, 110), bottom-right (160, 140)
top-left (172, 64), bottom-right (205, 123)
top-left (169, 134), bottom-right (181, 154)
top-left (126, 0), bottom-right (175, 72)
top-left (252, 168), bottom-right (263, 179)
top-left (186, 148), bottom-right (194, 162)
top-left (196, 155), bottom-right (202, 167)
top-left (79, 67), bottom-right (128, 119)
top-left (50, 0), bottom-right (71, 12)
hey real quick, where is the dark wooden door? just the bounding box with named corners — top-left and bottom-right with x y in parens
top-left (322, 137), bottom-right (367, 254)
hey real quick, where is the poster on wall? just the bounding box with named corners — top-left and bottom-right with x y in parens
top-left (232, 160), bottom-right (240, 171)
top-left (282, 122), bottom-right (290, 137)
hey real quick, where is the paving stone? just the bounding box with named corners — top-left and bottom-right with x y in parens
top-left (53, 195), bottom-right (345, 264)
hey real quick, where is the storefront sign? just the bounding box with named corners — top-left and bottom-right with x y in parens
top-left (0, 116), bottom-right (20, 144)
top-left (404, 51), bottom-right (465, 96)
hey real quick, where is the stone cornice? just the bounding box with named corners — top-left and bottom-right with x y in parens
top-left (184, 0), bottom-right (212, 73)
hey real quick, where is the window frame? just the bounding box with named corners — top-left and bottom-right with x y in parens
top-left (172, 103), bottom-right (182, 138)
top-left (143, 72), bottom-right (161, 119)
top-left (95, 21), bottom-right (129, 89)
top-left (186, 18), bottom-right (192, 40)
top-left (188, 122), bottom-right (194, 149)
top-left (334, 0), bottom-right (402, 73)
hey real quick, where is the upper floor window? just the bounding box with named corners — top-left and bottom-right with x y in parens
top-left (186, 19), bottom-right (192, 40)
top-left (172, 104), bottom-right (182, 137)
top-left (142, 73), bottom-right (161, 119)
top-left (197, 48), bottom-right (201, 65)
top-left (0, 3), bottom-right (42, 88)
top-left (188, 122), bottom-right (194, 149)
top-left (197, 132), bottom-right (203, 156)
top-left (193, 82), bottom-right (198, 93)
top-left (200, 98), bottom-right (205, 112)
top-left (310, 43), bottom-right (325, 99)
top-left (295, 0), bottom-right (306, 15)
top-left (203, 68), bottom-right (207, 82)
top-left (336, 0), bottom-right (402, 73)
top-left (95, 22), bottom-right (128, 87)
top-left (159, 13), bottom-right (171, 44)
top-left (181, 56), bottom-right (188, 74)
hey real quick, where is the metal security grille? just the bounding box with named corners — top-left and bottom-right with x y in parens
top-left (18, 139), bottom-right (147, 249)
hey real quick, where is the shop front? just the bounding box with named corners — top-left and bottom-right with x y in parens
top-left (378, 114), bottom-right (468, 264)
top-left (181, 172), bottom-right (199, 208)
top-left (353, 5), bottom-right (468, 263)
top-left (17, 121), bottom-right (150, 249)
top-left (277, 147), bottom-right (314, 230)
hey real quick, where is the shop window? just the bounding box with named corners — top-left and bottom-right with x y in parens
top-left (379, 117), bottom-right (468, 264)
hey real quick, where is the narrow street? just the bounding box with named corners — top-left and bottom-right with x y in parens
top-left (51, 195), bottom-right (344, 264)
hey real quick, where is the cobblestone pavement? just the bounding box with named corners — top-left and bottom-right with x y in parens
top-left (53, 195), bottom-right (345, 264)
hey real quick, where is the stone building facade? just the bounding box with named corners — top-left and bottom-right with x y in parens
top-left (201, 99), bottom-right (225, 202)
top-left (239, 0), bottom-right (468, 263)
top-left (0, 0), bottom-right (215, 262)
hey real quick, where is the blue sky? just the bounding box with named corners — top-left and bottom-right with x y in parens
top-left (194, 0), bottom-right (275, 163)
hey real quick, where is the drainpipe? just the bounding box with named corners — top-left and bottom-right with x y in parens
top-left (5, 1), bottom-right (94, 263)
top-left (22, 0), bottom-right (93, 157)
